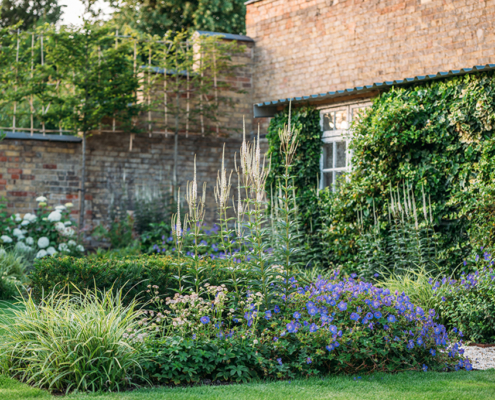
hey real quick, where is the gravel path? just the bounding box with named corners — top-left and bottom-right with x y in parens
top-left (463, 346), bottom-right (495, 370)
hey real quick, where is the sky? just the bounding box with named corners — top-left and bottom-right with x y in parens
top-left (58, 0), bottom-right (115, 27)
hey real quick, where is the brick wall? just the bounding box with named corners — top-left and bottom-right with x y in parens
top-left (0, 138), bottom-right (81, 217)
top-left (246, 0), bottom-right (495, 104)
top-left (84, 132), bottom-right (243, 226)
top-left (0, 133), bottom-right (245, 227)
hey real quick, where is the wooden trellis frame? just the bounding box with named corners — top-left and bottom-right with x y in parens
top-left (0, 29), bottom-right (239, 140)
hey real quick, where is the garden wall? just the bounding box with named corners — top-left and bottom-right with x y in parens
top-left (0, 132), bottom-right (246, 227)
top-left (1, 33), bottom-right (257, 228)
top-left (246, 0), bottom-right (495, 103)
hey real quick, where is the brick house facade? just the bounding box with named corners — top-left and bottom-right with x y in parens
top-left (246, 0), bottom-right (495, 189)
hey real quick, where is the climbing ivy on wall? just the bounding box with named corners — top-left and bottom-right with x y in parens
top-left (319, 71), bottom-right (495, 273)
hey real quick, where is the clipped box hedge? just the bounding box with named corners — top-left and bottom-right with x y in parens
top-left (30, 255), bottom-right (231, 302)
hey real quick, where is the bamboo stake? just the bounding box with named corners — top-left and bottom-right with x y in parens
top-left (213, 45), bottom-right (219, 136)
top-left (41, 33), bottom-right (45, 136)
top-left (130, 39), bottom-right (137, 150)
top-left (200, 41), bottom-right (205, 136)
top-left (148, 45), bottom-right (152, 136)
top-left (186, 42), bottom-right (190, 138)
top-left (13, 29), bottom-right (19, 133)
top-left (163, 37), bottom-right (168, 137)
top-left (113, 30), bottom-right (117, 132)
top-left (30, 33), bottom-right (34, 136)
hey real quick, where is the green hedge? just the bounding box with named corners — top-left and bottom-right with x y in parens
top-left (30, 255), bottom-right (231, 302)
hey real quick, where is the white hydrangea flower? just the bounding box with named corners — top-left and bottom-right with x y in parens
top-left (23, 213), bottom-right (37, 222)
top-left (21, 220), bottom-right (30, 226)
top-left (76, 244), bottom-right (85, 252)
top-left (13, 228), bottom-right (23, 237)
top-left (38, 237), bottom-right (49, 248)
top-left (64, 221), bottom-right (72, 226)
top-left (36, 196), bottom-right (47, 202)
top-left (65, 202), bottom-right (74, 208)
top-left (25, 237), bottom-right (34, 245)
top-left (55, 205), bottom-right (66, 211)
top-left (47, 211), bottom-right (62, 222)
top-left (46, 247), bottom-right (57, 256)
top-left (65, 228), bottom-right (75, 237)
top-left (58, 243), bottom-right (68, 252)
top-left (36, 249), bottom-right (48, 258)
top-left (14, 213), bottom-right (22, 222)
top-left (0, 248), bottom-right (5, 256)
top-left (54, 222), bottom-right (65, 231)
top-left (68, 240), bottom-right (77, 246)
top-left (0, 235), bottom-right (12, 243)
top-left (15, 242), bottom-right (32, 252)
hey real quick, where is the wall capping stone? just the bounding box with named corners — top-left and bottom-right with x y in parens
top-left (2, 131), bottom-right (82, 143)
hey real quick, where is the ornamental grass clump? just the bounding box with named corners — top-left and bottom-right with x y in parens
top-left (0, 287), bottom-right (147, 393)
top-left (141, 271), bottom-right (470, 385)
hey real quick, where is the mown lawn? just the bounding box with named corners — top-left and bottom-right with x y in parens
top-left (1, 370), bottom-right (495, 400)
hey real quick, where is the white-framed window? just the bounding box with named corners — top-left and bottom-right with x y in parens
top-left (320, 101), bottom-right (371, 191)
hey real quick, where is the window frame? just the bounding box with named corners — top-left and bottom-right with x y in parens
top-left (319, 100), bottom-right (372, 191)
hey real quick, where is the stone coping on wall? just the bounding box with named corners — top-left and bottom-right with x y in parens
top-left (2, 131), bottom-right (82, 143)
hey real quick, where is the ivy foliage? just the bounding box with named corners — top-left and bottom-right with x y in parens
top-left (320, 71), bottom-right (495, 273)
top-left (266, 106), bottom-right (323, 266)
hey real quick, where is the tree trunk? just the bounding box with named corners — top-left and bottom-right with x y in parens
top-left (78, 131), bottom-right (87, 231)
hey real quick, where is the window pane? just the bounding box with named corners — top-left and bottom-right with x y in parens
top-left (323, 143), bottom-right (333, 169)
top-left (335, 141), bottom-right (346, 168)
top-left (335, 110), bottom-right (348, 130)
top-left (322, 112), bottom-right (334, 131)
top-left (323, 172), bottom-right (333, 188)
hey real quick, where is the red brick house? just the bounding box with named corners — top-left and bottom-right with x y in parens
top-left (246, 0), bottom-right (495, 189)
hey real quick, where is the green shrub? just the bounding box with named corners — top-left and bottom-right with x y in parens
top-left (432, 263), bottom-right (495, 343)
top-left (0, 288), bottom-right (146, 392)
top-left (139, 273), bottom-right (468, 385)
top-left (29, 254), bottom-right (233, 303)
top-left (0, 249), bottom-right (28, 300)
top-left (0, 197), bottom-right (84, 260)
top-left (320, 71), bottom-right (495, 273)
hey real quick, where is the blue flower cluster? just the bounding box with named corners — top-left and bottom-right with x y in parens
top-left (193, 271), bottom-right (471, 373)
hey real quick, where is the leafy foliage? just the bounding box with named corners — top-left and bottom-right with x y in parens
top-left (355, 183), bottom-right (441, 279)
top-left (0, 288), bottom-right (147, 393)
top-left (432, 254), bottom-right (495, 343)
top-left (0, 0), bottom-right (62, 30)
top-left (109, 0), bottom-right (246, 36)
top-left (138, 273), bottom-right (469, 385)
top-left (0, 197), bottom-right (83, 260)
top-left (0, 249), bottom-right (29, 299)
top-left (320, 71), bottom-right (495, 273)
top-left (266, 106), bottom-right (323, 267)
